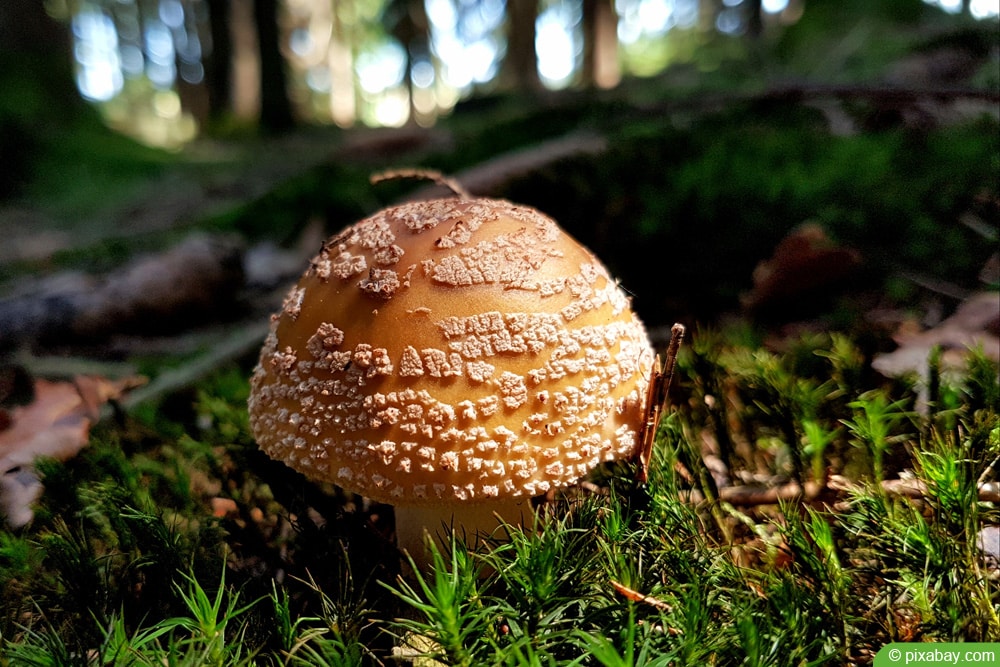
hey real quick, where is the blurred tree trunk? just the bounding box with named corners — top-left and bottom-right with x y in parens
top-left (253, 0), bottom-right (295, 132)
top-left (699, 0), bottom-right (719, 32)
top-left (582, 0), bottom-right (620, 88)
top-left (500, 0), bottom-right (541, 91)
top-left (204, 0), bottom-right (234, 122)
top-left (0, 0), bottom-right (69, 56)
top-left (0, 0), bottom-right (77, 109)
top-left (0, 0), bottom-right (82, 197)
top-left (387, 0), bottom-right (433, 125)
top-left (746, 0), bottom-right (763, 38)
top-left (230, 0), bottom-right (261, 122)
top-left (329, 3), bottom-right (357, 126)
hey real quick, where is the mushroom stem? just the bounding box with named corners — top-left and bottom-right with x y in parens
top-left (394, 498), bottom-right (533, 569)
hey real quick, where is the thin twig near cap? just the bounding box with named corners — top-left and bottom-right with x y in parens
top-left (636, 323), bottom-right (686, 484)
top-left (611, 580), bottom-right (673, 612)
top-left (610, 580), bottom-right (682, 635)
top-left (370, 168), bottom-right (472, 199)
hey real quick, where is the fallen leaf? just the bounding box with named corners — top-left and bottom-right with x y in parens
top-left (210, 497), bottom-right (239, 518)
top-left (872, 291), bottom-right (1000, 379)
top-left (0, 379), bottom-right (92, 470)
top-left (0, 375), bottom-right (143, 527)
top-left (742, 222), bottom-right (862, 315)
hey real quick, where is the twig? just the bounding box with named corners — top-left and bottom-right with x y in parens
top-left (370, 168), bottom-right (471, 199)
top-left (757, 82), bottom-right (1000, 105)
top-left (610, 580), bottom-right (673, 611)
top-left (677, 476), bottom-right (1000, 506)
top-left (403, 132), bottom-right (608, 201)
top-left (626, 82), bottom-right (1000, 118)
top-left (610, 580), bottom-right (681, 636)
top-left (636, 323), bottom-right (685, 484)
top-left (117, 320), bottom-right (270, 411)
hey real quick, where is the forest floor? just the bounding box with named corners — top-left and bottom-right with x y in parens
top-left (0, 77), bottom-right (998, 664)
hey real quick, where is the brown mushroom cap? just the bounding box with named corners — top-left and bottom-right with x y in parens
top-left (248, 197), bottom-right (655, 507)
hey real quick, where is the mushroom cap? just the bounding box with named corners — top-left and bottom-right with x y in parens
top-left (248, 197), bottom-right (655, 506)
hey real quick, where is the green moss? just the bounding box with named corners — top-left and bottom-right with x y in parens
top-left (3, 328), bottom-right (996, 662)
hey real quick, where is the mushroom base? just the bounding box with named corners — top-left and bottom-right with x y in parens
top-left (394, 498), bottom-right (533, 569)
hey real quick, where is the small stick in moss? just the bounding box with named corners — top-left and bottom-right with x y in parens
top-left (611, 581), bottom-right (681, 636)
top-left (611, 580), bottom-right (672, 612)
top-left (636, 323), bottom-right (685, 484)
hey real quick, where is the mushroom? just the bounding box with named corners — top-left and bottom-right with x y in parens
top-left (247, 196), bottom-right (656, 564)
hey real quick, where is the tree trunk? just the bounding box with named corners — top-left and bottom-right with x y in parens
top-left (387, 0), bottom-right (433, 125)
top-left (204, 0), bottom-right (233, 122)
top-left (329, 1), bottom-right (357, 126)
top-left (230, 0), bottom-right (261, 122)
top-left (0, 0), bottom-right (72, 61)
top-left (699, 0), bottom-right (719, 32)
top-left (746, 0), bottom-right (763, 38)
top-left (500, 0), bottom-right (541, 91)
top-left (0, 0), bottom-right (77, 109)
top-left (582, 0), bottom-right (620, 89)
top-left (253, 0), bottom-right (295, 132)
top-left (0, 0), bottom-right (82, 197)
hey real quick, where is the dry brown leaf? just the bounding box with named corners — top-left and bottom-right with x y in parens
top-left (0, 375), bottom-right (143, 527)
top-left (872, 291), bottom-right (1000, 379)
top-left (0, 379), bottom-right (92, 469)
top-left (210, 497), bottom-right (239, 518)
top-left (742, 222), bottom-right (862, 314)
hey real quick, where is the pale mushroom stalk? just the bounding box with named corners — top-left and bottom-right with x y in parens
top-left (394, 498), bottom-right (532, 565)
top-left (248, 196), bottom-right (656, 571)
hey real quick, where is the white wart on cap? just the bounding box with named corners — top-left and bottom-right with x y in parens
top-left (248, 197), bottom-right (655, 557)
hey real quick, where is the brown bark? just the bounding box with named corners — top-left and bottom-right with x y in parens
top-left (0, 0), bottom-right (81, 197)
top-left (204, 0), bottom-right (234, 121)
top-left (230, 0), bottom-right (261, 121)
top-left (0, 236), bottom-right (245, 349)
top-left (746, 0), bottom-right (764, 38)
top-left (582, 0), bottom-right (621, 88)
top-left (0, 0), bottom-right (78, 111)
top-left (387, 0), bottom-right (433, 124)
top-left (500, 0), bottom-right (542, 91)
top-left (0, 0), bottom-right (72, 60)
top-left (699, 0), bottom-right (719, 32)
top-left (254, 0), bottom-right (295, 132)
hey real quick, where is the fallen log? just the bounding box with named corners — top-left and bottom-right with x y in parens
top-left (0, 234), bottom-right (245, 349)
